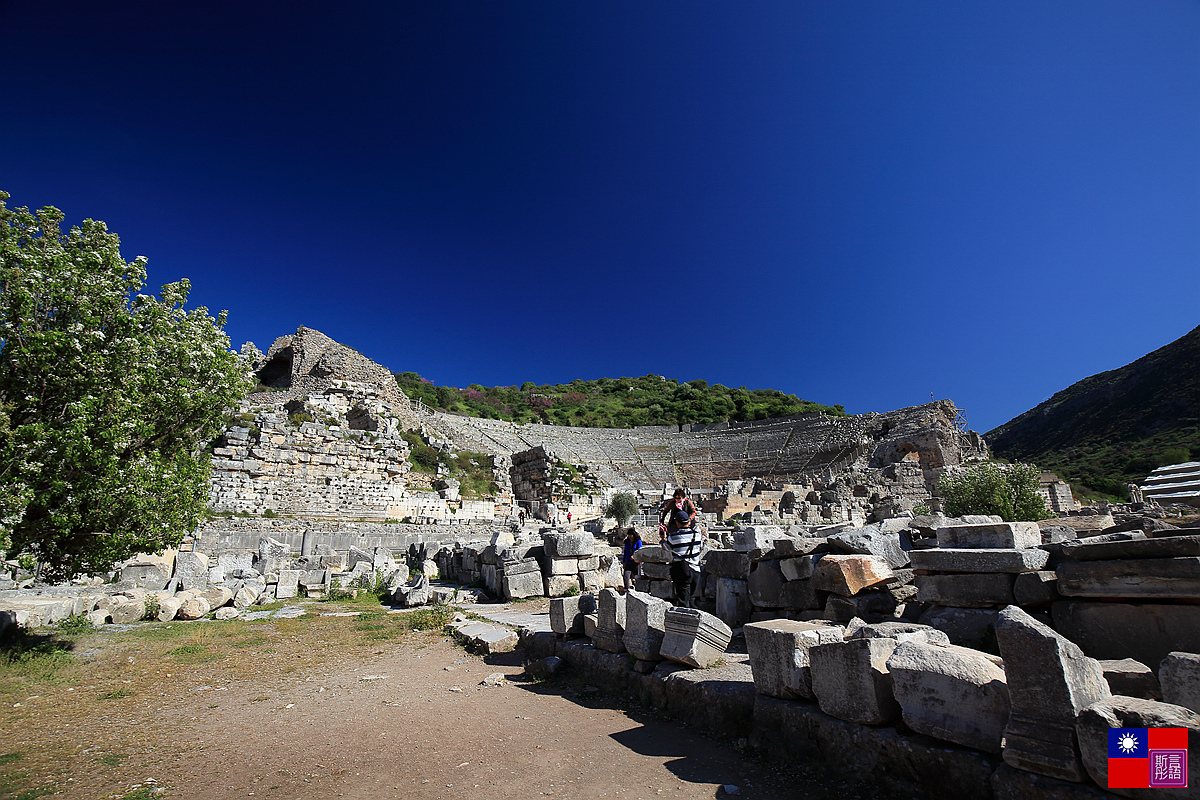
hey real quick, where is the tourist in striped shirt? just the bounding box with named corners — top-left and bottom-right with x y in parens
top-left (659, 488), bottom-right (703, 608)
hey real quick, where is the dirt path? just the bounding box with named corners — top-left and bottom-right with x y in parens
top-left (0, 603), bottom-right (886, 800)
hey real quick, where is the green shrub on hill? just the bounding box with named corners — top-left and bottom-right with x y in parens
top-left (938, 462), bottom-right (1053, 522)
top-left (395, 372), bottom-right (843, 428)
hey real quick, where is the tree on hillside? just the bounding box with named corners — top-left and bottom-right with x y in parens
top-left (604, 492), bottom-right (638, 528)
top-left (938, 461), bottom-right (1052, 522)
top-left (0, 192), bottom-right (252, 580)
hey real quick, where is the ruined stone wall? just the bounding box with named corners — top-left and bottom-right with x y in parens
top-left (429, 400), bottom-right (987, 501)
top-left (209, 397), bottom-right (412, 520)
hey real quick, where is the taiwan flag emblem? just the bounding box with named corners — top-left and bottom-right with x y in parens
top-left (1107, 727), bottom-right (1188, 789)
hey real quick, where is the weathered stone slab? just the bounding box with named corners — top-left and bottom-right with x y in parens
top-left (275, 569), bottom-right (300, 600)
top-left (734, 526), bottom-right (789, 558)
top-left (660, 608), bottom-right (732, 668)
top-left (542, 531), bottom-right (593, 558)
top-left (887, 640), bottom-right (1010, 752)
top-left (781, 578), bottom-right (823, 611)
top-left (828, 524), bottom-right (910, 568)
top-left (544, 574), bottom-right (581, 597)
top-left (811, 554), bottom-right (894, 596)
top-left (502, 557), bottom-right (540, 576)
top-left (996, 605), bottom-right (1110, 782)
top-left (579, 569), bottom-right (604, 593)
top-left (810, 637), bottom-right (901, 725)
top-left (502, 570), bottom-right (543, 600)
top-left (623, 590), bottom-right (670, 661)
top-left (632, 545), bottom-right (671, 564)
top-left (547, 556), bottom-right (581, 575)
top-left (704, 549), bottom-right (750, 578)
top-left (549, 593), bottom-right (596, 635)
top-left (716, 577), bottom-right (752, 628)
top-left (577, 555), bottom-right (600, 572)
top-left (1057, 557), bottom-right (1200, 599)
top-left (1100, 659), bottom-right (1161, 701)
top-left (1052, 601), bottom-right (1200, 670)
top-left (593, 588), bottom-right (626, 653)
top-left (110, 597), bottom-right (145, 624)
top-left (914, 573), bottom-right (1016, 607)
top-left (936, 522), bottom-right (1040, 550)
top-left (753, 694), bottom-right (1004, 800)
top-left (257, 536), bottom-right (290, 573)
top-left (174, 551), bottom-right (210, 591)
top-left (1014, 570), bottom-right (1060, 607)
top-left (846, 619), bottom-right (951, 645)
top-left (1058, 534), bottom-right (1200, 562)
top-left (910, 548), bottom-right (1048, 573)
top-left (920, 606), bottom-right (1006, 650)
top-left (743, 619), bottom-right (844, 700)
top-left (641, 562), bottom-right (671, 580)
top-left (779, 555), bottom-right (818, 581)
top-left (1076, 696), bottom-right (1200, 799)
top-left (176, 596), bottom-right (211, 620)
top-left (1160, 652), bottom-right (1200, 713)
top-left (748, 559), bottom-right (786, 607)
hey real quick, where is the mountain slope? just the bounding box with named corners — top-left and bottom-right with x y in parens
top-left (986, 324), bottom-right (1200, 498)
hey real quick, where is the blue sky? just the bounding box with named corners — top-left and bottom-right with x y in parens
top-left (2, 1), bottom-right (1197, 433)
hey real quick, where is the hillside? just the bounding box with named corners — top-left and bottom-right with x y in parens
top-left (987, 324), bottom-right (1200, 499)
top-left (394, 372), bottom-right (845, 428)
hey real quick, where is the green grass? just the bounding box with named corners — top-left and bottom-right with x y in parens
top-left (0, 630), bottom-right (78, 693)
top-left (98, 688), bottom-right (135, 700)
top-left (99, 754), bottom-right (123, 767)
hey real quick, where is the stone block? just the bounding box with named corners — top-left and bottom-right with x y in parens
top-left (207, 565), bottom-right (225, 584)
top-left (632, 545), bottom-right (671, 564)
top-left (119, 562), bottom-right (170, 589)
top-left (748, 559), bottom-right (786, 607)
top-left (549, 593), bottom-right (596, 635)
top-left (734, 526), bottom-right (789, 558)
top-left (936, 522), bottom-right (1040, 550)
top-left (716, 577), bottom-right (752, 628)
top-left (705, 549), bottom-right (750, 579)
top-left (919, 606), bottom-right (1000, 651)
top-left (779, 555), bottom-right (818, 581)
top-left (743, 619), bottom-right (843, 700)
top-left (579, 570), bottom-right (604, 592)
top-left (810, 637), bottom-right (901, 725)
top-left (846, 619), bottom-right (951, 645)
top-left (1076, 696), bottom-right (1200, 798)
top-left (649, 580), bottom-right (674, 600)
top-left (660, 608), bottom-right (733, 668)
top-left (577, 555), bottom-right (600, 572)
top-left (1057, 557), bottom-right (1200, 599)
top-left (110, 598), bottom-right (145, 624)
top-left (1100, 658), bottom-right (1161, 701)
top-left (257, 536), bottom-right (290, 573)
top-left (1052, 601), bottom-right (1200, 669)
top-left (828, 524), bottom-right (910, 568)
top-left (996, 605), bottom-right (1110, 782)
top-left (1058, 534), bottom-right (1200, 561)
top-left (218, 551), bottom-right (254, 574)
top-left (914, 573), bottom-right (1016, 607)
top-left (623, 590), bottom-right (670, 661)
top-left (502, 557), bottom-right (541, 576)
top-left (593, 588), bottom-right (627, 653)
top-left (543, 574), bottom-right (579, 597)
top-left (201, 585), bottom-right (234, 610)
top-left (502, 570), bottom-right (543, 600)
top-left (812, 554), bottom-right (894, 596)
top-left (641, 562), bottom-right (671, 580)
top-left (1160, 652), bottom-right (1200, 713)
top-left (274, 569), bottom-right (299, 600)
top-left (583, 614), bottom-right (598, 639)
top-left (887, 641), bottom-right (1010, 753)
top-left (1014, 570), bottom-right (1060, 607)
top-left (174, 551), bottom-right (210, 591)
top-left (542, 531), bottom-right (593, 558)
top-left (548, 556), bottom-right (581, 575)
top-left (910, 548), bottom-right (1048, 573)
top-left (781, 578), bottom-right (823, 611)
top-left (176, 596), bottom-right (211, 620)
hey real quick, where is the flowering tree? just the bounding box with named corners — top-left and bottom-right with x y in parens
top-left (0, 192), bottom-right (252, 579)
